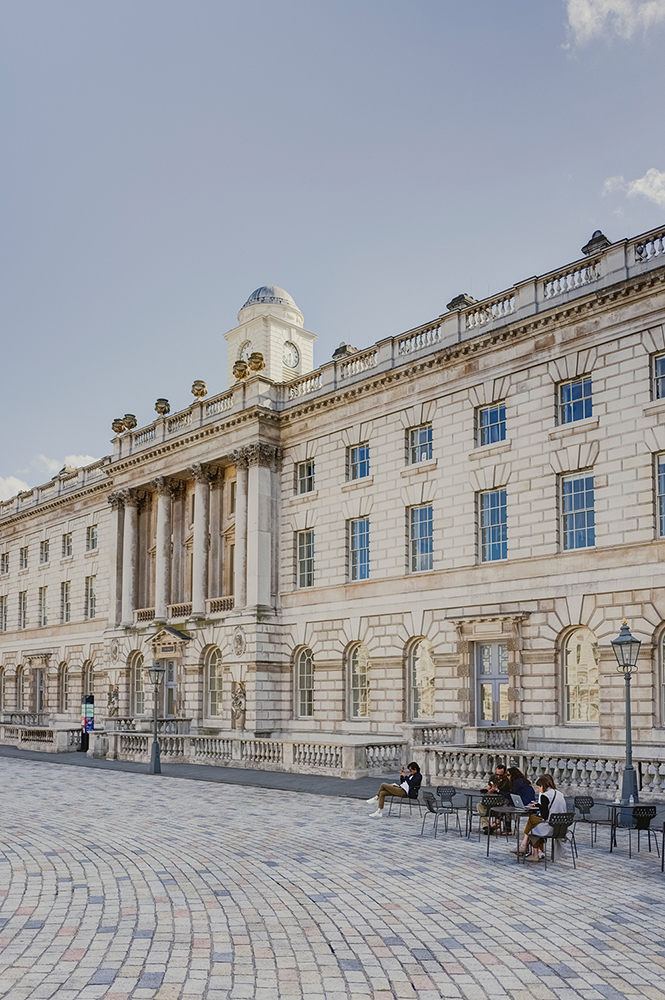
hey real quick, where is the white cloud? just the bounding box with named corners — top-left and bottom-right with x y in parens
top-left (602, 167), bottom-right (665, 208)
top-left (64, 454), bottom-right (99, 469)
top-left (566, 0), bottom-right (665, 45)
top-left (0, 476), bottom-right (30, 502)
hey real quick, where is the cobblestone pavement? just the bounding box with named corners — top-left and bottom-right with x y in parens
top-left (1, 759), bottom-right (665, 1000)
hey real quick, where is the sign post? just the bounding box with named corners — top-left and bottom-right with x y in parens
top-left (80, 694), bottom-right (94, 752)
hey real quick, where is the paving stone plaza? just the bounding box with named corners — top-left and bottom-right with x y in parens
top-left (1, 758), bottom-right (665, 1000)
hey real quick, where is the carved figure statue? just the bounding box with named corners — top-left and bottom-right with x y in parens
top-left (231, 681), bottom-right (246, 730)
top-left (107, 686), bottom-right (119, 717)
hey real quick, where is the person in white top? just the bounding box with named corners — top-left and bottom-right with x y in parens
top-left (512, 774), bottom-right (567, 862)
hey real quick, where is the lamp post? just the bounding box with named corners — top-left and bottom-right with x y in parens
top-left (610, 619), bottom-right (641, 804)
top-left (146, 662), bottom-right (165, 775)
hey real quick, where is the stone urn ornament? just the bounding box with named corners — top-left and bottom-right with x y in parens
top-left (123, 413), bottom-right (137, 430)
top-left (155, 398), bottom-right (170, 416)
top-left (111, 418), bottom-right (126, 434)
top-left (191, 380), bottom-right (208, 399)
top-left (248, 352), bottom-right (266, 372)
top-left (233, 360), bottom-right (249, 380)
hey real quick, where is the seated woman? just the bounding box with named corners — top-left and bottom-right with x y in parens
top-left (508, 766), bottom-right (537, 806)
top-left (513, 774), bottom-right (567, 862)
top-left (367, 762), bottom-right (422, 818)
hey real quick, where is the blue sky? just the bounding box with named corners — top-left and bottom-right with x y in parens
top-left (1, 0), bottom-right (664, 497)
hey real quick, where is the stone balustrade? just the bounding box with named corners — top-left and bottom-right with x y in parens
top-left (167, 602), bottom-right (192, 619)
top-left (0, 724), bottom-right (81, 753)
top-left (205, 597), bottom-right (235, 614)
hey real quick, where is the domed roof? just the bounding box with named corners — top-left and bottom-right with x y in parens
top-left (241, 285), bottom-right (298, 310)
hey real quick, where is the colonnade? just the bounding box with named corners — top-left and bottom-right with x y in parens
top-left (107, 442), bottom-right (279, 627)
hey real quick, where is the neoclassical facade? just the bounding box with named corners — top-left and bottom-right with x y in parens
top-left (3, 233), bottom-right (665, 779)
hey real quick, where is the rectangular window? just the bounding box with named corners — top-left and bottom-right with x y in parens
top-left (85, 576), bottom-right (96, 619)
top-left (350, 518), bottom-right (370, 581)
top-left (479, 489), bottom-right (507, 562)
top-left (0, 553), bottom-right (8, 574)
top-left (562, 473), bottom-right (595, 550)
top-left (19, 547), bottom-right (28, 570)
top-left (39, 540), bottom-right (49, 564)
top-left (38, 587), bottom-right (48, 627)
top-left (559, 377), bottom-right (592, 424)
top-left (296, 530), bottom-right (314, 588)
top-left (658, 455), bottom-right (665, 537)
top-left (410, 505), bottom-right (433, 572)
top-left (86, 525), bottom-right (98, 551)
top-left (0, 596), bottom-right (7, 632)
top-left (409, 425), bottom-right (433, 464)
top-left (654, 354), bottom-right (665, 400)
top-left (61, 581), bottom-right (71, 623)
top-left (18, 591), bottom-right (27, 629)
top-left (296, 460), bottom-right (315, 494)
top-left (349, 443), bottom-right (370, 480)
top-left (229, 480), bottom-right (237, 514)
top-left (477, 403), bottom-right (506, 446)
top-left (62, 533), bottom-right (72, 557)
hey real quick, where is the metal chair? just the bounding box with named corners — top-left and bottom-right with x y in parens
top-left (435, 786), bottom-right (462, 836)
top-left (538, 812), bottom-right (578, 870)
top-left (476, 794), bottom-right (506, 841)
top-left (387, 788), bottom-right (420, 817)
top-left (420, 791), bottom-right (450, 838)
top-left (573, 795), bottom-right (612, 847)
top-left (613, 805), bottom-right (660, 858)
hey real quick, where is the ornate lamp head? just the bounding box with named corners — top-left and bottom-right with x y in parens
top-left (233, 360), bottom-right (249, 380)
top-left (248, 352), bottom-right (266, 372)
top-left (191, 380), bottom-right (208, 399)
top-left (155, 398), bottom-right (170, 416)
top-left (146, 663), bottom-right (165, 687)
top-left (611, 619), bottom-right (641, 674)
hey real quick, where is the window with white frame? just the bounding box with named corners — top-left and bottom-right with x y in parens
top-left (479, 489), bottom-right (507, 562)
top-left (348, 443), bottom-right (370, 480)
top-left (564, 627), bottom-right (599, 723)
top-left (19, 547), bottom-right (28, 570)
top-left (296, 647), bottom-right (314, 718)
top-left (207, 647), bottom-right (223, 717)
top-left (38, 587), bottom-right (48, 627)
top-left (657, 455), bottom-right (665, 537)
top-left (84, 576), bottom-right (96, 619)
top-left (409, 505), bottom-right (433, 572)
top-left (86, 525), bottom-right (98, 551)
top-left (18, 591), bottom-right (27, 629)
top-left (133, 653), bottom-right (145, 715)
top-left (408, 425), bottom-right (433, 464)
top-left (559, 377), bottom-right (592, 424)
top-left (0, 553), bottom-right (8, 574)
top-left (654, 354), bottom-right (665, 399)
top-left (349, 643), bottom-right (370, 718)
top-left (410, 638), bottom-right (435, 719)
top-left (60, 581), bottom-right (71, 623)
top-left (0, 596), bottom-right (7, 633)
top-left (16, 666), bottom-right (25, 711)
top-left (296, 530), bottom-right (314, 588)
top-left (477, 403), bottom-right (506, 446)
top-left (296, 460), bottom-right (315, 494)
top-left (350, 518), bottom-right (370, 581)
top-left (39, 540), bottom-right (49, 564)
top-left (62, 533), bottom-right (72, 557)
top-left (561, 473), bottom-right (595, 550)
top-left (59, 664), bottom-right (69, 712)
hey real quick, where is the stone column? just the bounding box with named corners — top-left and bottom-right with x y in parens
top-left (188, 464), bottom-right (212, 616)
top-left (120, 489), bottom-right (140, 626)
top-left (107, 492), bottom-right (125, 628)
top-left (229, 448), bottom-right (249, 609)
top-left (246, 443), bottom-right (278, 610)
top-left (151, 477), bottom-right (174, 621)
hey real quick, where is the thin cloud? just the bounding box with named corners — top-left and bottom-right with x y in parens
top-left (3, 453), bottom-right (101, 501)
top-left (566, 0), bottom-right (665, 45)
top-left (0, 476), bottom-right (30, 502)
top-left (602, 167), bottom-right (665, 208)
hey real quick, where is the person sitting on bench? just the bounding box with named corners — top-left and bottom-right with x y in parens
top-left (367, 762), bottom-right (422, 818)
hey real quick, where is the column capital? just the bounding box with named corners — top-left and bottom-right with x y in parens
top-left (187, 462), bottom-right (216, 484)
top-left (117, 487), bottom-right (147, 509)
top-left (107, 491), bottom-right (125, 511)
top-left (151, 476), bottom-right (176, 497)
top-left (245, 443), bottom-right (280, 467)
top-left (228, 447), bottom-right (250, 469)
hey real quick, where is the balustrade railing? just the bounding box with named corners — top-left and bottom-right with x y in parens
top-left (293, 743), bottom-right (342, 769)
top-left (0, 724), bottom-right (82, 753)
top-left (412, 725), bottom-right (455, 746)
top-left (366, 743), bottom-right (404, 769)
top-left (205, 597), bottom-right (234, 614)
top-left (167, 412), bottom-right (191, 434)
top-left (397, 325), bottom-right (441, 356)
top-left (190, 736), bottom-right (234, 762)
top-left (287, 373), bottom-right (323, 399)
top-left (133, 425), bottom-right (156, 446)
top-left (242, 740), bottom-right (284, 764)
top-left (542, 260), bottom-right (600, 300)
top-left (205, 391), bottom-right (234, 416)
top-left (168, 603), bottom-right (192, 619)
top-left (133, 607), bottom-right (155, 623)
top-left (635, 231), bottom-right (665, 262)
top-left (339, 349), bottom-right (378, 379)
top-left (465, 292), bottom-right (515, 330)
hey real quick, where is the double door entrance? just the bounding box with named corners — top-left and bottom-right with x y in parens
top-left (476, 642), bottom-right (509, 726)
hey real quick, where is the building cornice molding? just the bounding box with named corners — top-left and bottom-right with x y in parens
top-left (0, 480), bottom-right (110, 528)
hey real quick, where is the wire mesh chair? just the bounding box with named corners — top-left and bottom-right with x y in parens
top-left (613, 805), bottom-right (660, 858)
top-left (538, 812), bottom-right (578, 870)
top-left (435, 786), bottom-right (462, 836)
top-left (387, 787), bottom-right (421, 817)
top-left (573, 795), bottom-right (612, 847)
top-left (477, 794), bottom-right (507, 841)
top-left (420, 791), bottom-right (452, 838)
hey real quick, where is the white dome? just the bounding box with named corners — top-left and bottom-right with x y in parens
top-left (241, 286), bottom-right (298, 310)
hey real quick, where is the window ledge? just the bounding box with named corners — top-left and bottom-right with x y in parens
top-left (400, 458), bottom-right (438, 477)
top-left (341, 476), bottom-right (373, 492)
top-left (61, 556), bottom-right (74, 564)
top-left (549, 416), bottom-right (599, 439)
top-left (643, 398), bottom-right (665, 416)
top-left (290, 490), bottom-right (318, 504)
top-left (469, 440), bottom-right (512, 460)
top-left (84, 549), bottom-right (98, 558)
top-left (38, 562), bottom-right (50, 571)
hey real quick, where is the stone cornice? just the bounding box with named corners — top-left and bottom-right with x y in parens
top-left (0, 479), bottom-right (110, 528)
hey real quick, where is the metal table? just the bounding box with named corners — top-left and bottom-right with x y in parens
top-left (486, 805), bottom-right (533, 863)
top-left (608, 802), bottom-right (638, 854)
top-left (464, 791), bottom-right (486, 838)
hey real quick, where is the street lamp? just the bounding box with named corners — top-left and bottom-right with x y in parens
top-left (610, 619), bottom-right (641, 804)
top-left (146, 662), bottom-right (165, 775)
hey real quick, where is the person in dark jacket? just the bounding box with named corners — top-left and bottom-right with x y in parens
top-left (367, 762), bottom-right (422, 818)
top-left (507, 766), bottom-right (537, 806)
top-left (477, 762), bottom-right (512, 832)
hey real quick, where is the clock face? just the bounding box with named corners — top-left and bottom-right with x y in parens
top-left (283, 341), bottom-right (300, 368)
top-left (239, 341), bottom-right (252, 363)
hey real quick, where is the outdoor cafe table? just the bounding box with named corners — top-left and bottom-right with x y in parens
top-left (464, 791), bottom-right (485, 838)
top-left (607, 802), bottom-right (639, 853)
top-left (486, 804), bottom-right (534, 863)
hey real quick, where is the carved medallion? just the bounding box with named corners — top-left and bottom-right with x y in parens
top-left (232, 626), bottom-right (246, 657)
top-left (110, 639), bottom-right (120, 663)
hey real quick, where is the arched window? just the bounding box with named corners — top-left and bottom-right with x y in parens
top-left (410, 639), bottom-right (435, 719)
top-left (82, 661), bottom-right (94, 698)
top-left (564, 627), bottom-right (599, 723)
top-left (16, 666), bottom-right (25, 712)
top-left (206, 647), bottom-right (223, 717)
top-left (131, 653), bottom-right (145, 716)
top-left (59, 663), bottom-right (70, 712)
top-left (296, 648), bottom-right (314, 718)
top-left (349, 644), bottom-right (370, 719)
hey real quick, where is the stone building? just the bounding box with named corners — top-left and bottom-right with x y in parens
top-left (2, 229), bottom-right (665, 792)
